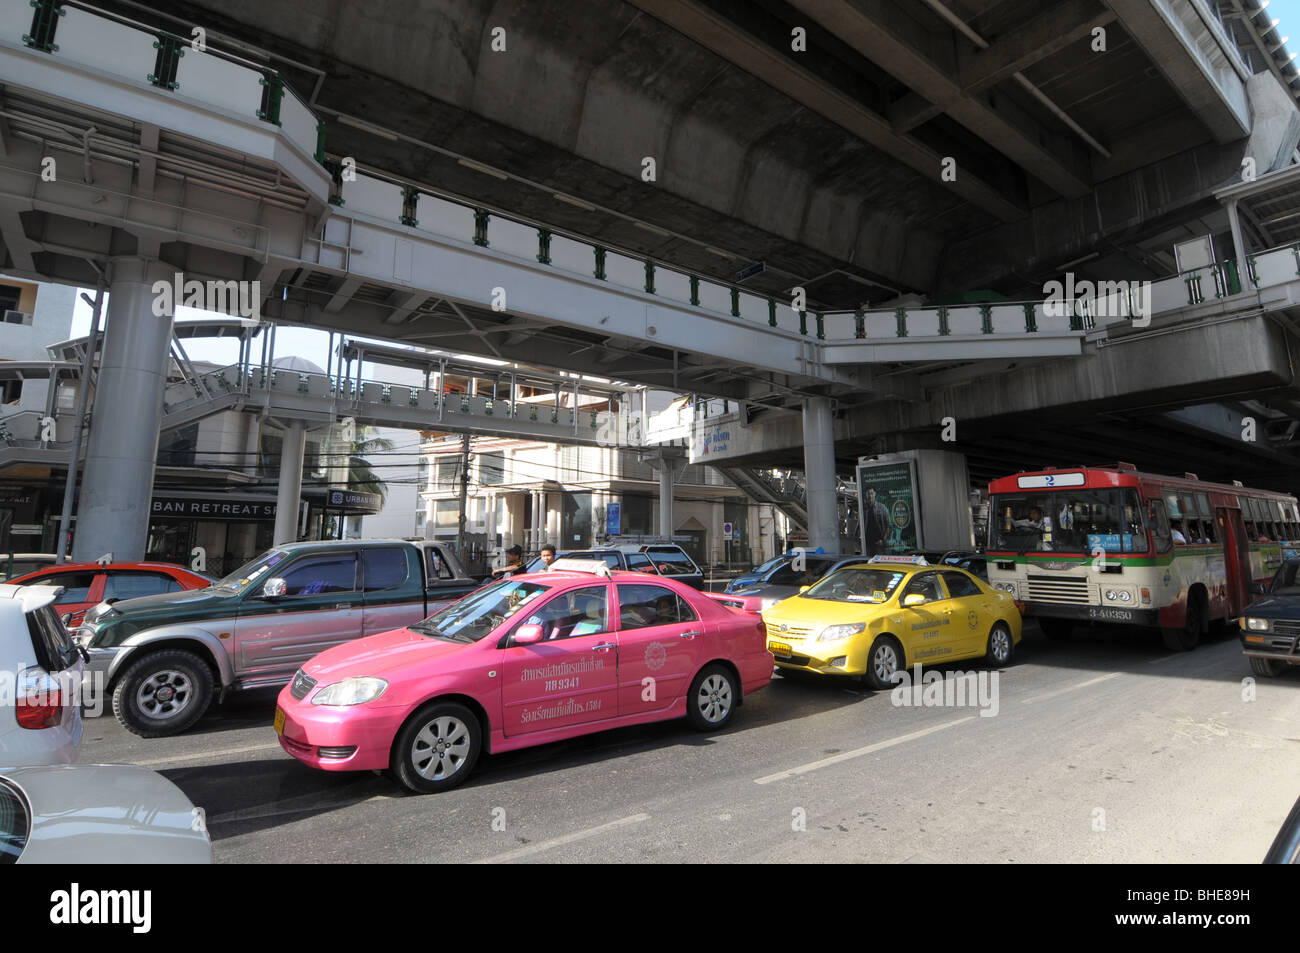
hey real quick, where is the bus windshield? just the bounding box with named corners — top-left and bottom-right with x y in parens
top-left (988, 488), bottom-right (1149, 555)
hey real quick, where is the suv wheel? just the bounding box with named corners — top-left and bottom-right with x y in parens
top-left (112, 648), bottom-right (214, 738)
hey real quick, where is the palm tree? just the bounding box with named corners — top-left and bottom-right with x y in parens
top-left (346, 432), bottom-right (394, 504)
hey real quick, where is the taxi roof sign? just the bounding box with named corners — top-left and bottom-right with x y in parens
top-left (867, 554), bottom-right (929, 566)
top-left (546, 558), bottom-right (612, 577)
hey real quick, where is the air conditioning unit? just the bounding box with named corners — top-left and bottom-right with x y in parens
top-left (3, 310), bottom-right (31, 325)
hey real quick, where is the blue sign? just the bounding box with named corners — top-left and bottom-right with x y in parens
top-left (606, 502), bottom-right (621, 536)
top-left (1087, 533), bottom-right (1138, 552)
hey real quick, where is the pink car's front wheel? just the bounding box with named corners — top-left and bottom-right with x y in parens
top-left (390, 701), bottom-right (483, 794)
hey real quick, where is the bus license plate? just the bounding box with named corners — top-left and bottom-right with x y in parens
top-left (1088, 607), bottom-right (1133, 621)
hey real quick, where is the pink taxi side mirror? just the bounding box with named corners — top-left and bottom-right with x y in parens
top-left (513, 624), bottom-right (544, 645)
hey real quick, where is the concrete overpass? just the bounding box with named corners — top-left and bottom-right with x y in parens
top-left (3, 0), bottom-right (1300, 557)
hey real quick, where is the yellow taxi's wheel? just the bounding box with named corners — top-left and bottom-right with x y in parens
top-left (863, 637), bottom-right (903, 691)
top-left (984, 622), bottom-right (1013, 667)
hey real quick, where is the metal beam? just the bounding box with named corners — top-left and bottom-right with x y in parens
top-left (960, 0), bottom-right (1117, 95)
top-left (623, 0), bottom-right (1026, 222)
top-left (788, 0), bottom-right (1093, 198)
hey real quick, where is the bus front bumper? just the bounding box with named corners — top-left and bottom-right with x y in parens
top-left (1023, 602), bottom-right (1161, 626)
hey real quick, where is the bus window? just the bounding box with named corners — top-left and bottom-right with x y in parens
top-left (1169, 518), bottom-right (1189, 545)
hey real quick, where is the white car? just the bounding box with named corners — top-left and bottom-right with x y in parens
top-left (1, 764), bottom-right (212, 863)
top-left (0, 584), bottom-right (84, 767)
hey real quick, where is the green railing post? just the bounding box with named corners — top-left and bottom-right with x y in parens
top-left (323, 157), bottom-right (344, 206)
top-left (730, 287), bottom-right (740, 317)
top-left (1023, 303), bottom-right (1037, 332)
top-left (980, 304), bottom-right (993, 334)
top-left (537, 228), bottom-right (552, 265)
top-left (257, 73), bottom-right (285, 125)
top-left (1226, 259), bottom-right (1240, 295)
top-left (400, 186), bottom-right (419, 227)
top-left (644, 260), bottom-right (655, 294)
top-left (768, 298), bottom-right (777, 327)
top-left (854, 308), bottom-right (865, 339)
top-left (315, 120), bottom-right (326, 165)
top-left (473, 208), bottom-right (490, 247)
top-left (798, 310), bottom-right (807, 336)
top-left (594, 246), bottom-right (606, 280)
top-left (815, 312), bottom-right (824, 340)
top-left (689, 275), bottom-right (700, 306)
top-left (23, 0), bottom-right (64, 53)
top-left (895, 307), bottom-right (907, 337)
top-left (938, 305), bottom-right (949, 336)
top-left (148, 35), bottom-right (184, 90)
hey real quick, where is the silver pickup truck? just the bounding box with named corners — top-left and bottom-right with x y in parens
top-left (74, 539), bottom-right (479, 737)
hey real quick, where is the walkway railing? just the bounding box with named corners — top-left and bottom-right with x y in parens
top-left (1, 0), bottom-right (321, 162)
top-left (159, 360), bottom-right (634, 444)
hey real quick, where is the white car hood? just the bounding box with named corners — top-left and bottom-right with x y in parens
top-left (2, 764), bottom-right (212, 864)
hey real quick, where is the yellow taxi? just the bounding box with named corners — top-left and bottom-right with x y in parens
top-left (760, 555), bottom-right (1022, 689)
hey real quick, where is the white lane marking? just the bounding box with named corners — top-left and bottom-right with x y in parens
top-left (1020, 671), bottom-right (1121, 704)
top-left (753, 716), bottom-right (975, 785)
top-left (136, 741), bottom-right (284, 767)
top-left (472, 813), bottom-right (650, 864)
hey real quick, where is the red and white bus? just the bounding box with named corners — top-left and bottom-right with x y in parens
top-left (984, 464), bottom-right (1299, 651)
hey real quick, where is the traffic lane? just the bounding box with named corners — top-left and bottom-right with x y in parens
top-left (78, 686), bottom-right (285, 767)
top-left (198, 636), bottom-right (1287, 862)
top-left (500, 637), bottom-right (1300, 864)
top-left (77, 628), bottom-right (1296, 861)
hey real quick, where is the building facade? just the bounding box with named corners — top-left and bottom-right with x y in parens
top-left (418, 433), bottom-right (788, 571)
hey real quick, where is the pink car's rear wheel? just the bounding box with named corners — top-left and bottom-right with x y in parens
top-left (686, 664), bottom-right (737, 731)
top-left (390, 702), bottom-right (482, 794)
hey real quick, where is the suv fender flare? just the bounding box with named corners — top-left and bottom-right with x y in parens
top-left (106, 626), bottom-right (234, 688)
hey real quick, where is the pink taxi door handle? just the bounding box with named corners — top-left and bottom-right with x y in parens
top-left (680, 630), bottom-right (701, 639)
top-left (592, 642), bottom-right (616, 652)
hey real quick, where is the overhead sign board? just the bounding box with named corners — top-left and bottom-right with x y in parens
top-left (1016, 472), bottom-right (1086, 489)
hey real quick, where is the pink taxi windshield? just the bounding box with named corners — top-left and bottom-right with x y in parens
top-left (410, 579), bottom-right (553, 643)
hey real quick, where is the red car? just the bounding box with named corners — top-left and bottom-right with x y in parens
top-left (8, 562), bottom-right (212, 627)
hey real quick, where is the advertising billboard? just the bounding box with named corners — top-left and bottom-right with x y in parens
top-left (857, 459), bottom-right (921, 556)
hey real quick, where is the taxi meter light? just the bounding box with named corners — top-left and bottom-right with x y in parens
top-left (546, 558), bottom-right (613, 577)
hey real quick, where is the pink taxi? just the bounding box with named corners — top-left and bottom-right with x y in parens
top-left (274, 562), bottom-right (772, 793)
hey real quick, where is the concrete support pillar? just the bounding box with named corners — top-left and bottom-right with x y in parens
top-left (802, 397), bottom-right (838, 552)
top-left (641, 449), bottom-right (687, 541)
top-left (1226, 198), bottom-right (1249, 286)
top-left (273, 422), bottom-right (306, 546)
top-left (73, 259), bottom-right (175, 562)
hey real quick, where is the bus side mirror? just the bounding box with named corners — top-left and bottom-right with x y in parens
top-left (1251, 582), bottom-right (1267, 596)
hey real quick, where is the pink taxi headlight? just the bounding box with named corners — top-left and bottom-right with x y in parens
top-left (311, 677), bottom-right (388, 706)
